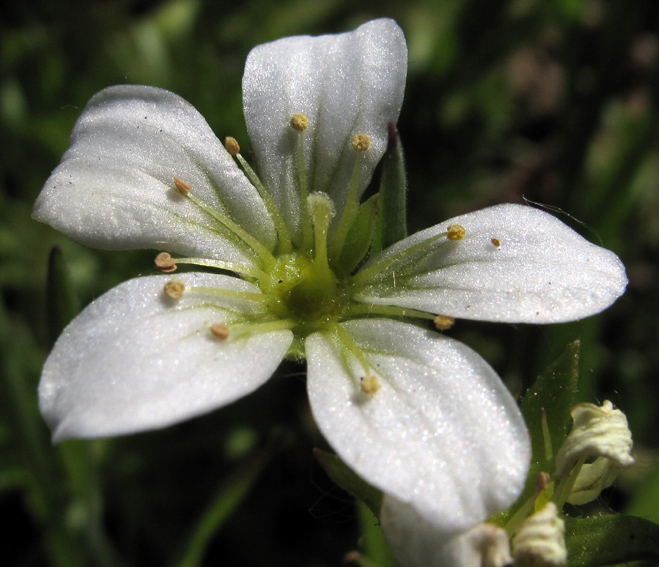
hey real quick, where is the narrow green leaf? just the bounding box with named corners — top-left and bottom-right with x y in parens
top-left (373, 122), bottom-right (407, 254)
top-left (313, 448), bottom-right (382, 518)
top-left (565, 515), bottom-right (659, 567)
top-left (341, 193), bottom-right (380, 273)
top-left (495, 341), bottom-right (581, 525)
top-left (173, 444), bottom-right (275, 567)
top-left (521, 339), bottom-right (581, 470)
top-left (46, 245), bottom-right (80, 347)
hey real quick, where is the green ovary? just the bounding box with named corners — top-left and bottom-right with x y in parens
top-left (262, 252), bottom-right (349, 342)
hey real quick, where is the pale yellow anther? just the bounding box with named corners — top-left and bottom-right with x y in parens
top-left (290, 112), bottom-right (309, 132)
top-left (174, 177), bottom-right (192, 196)
top-left (434, 315), bottom-right (455, 331)
top-left (447, 224), bottom-right (466, 241)
top-left (163, 280), bottom-right (185, 300)
top-left (351, 133), bottom-right (371, 152)
top-left (491, 238), bottom-right (501, 247)
top-left (155, 252), bottom-right (177, 273)
top-left (360, 375), bottom-right (381, 394)
top-left (210, 323), bottom-right (230, 340)
top-left (225, 136), bottom-right (240, 156)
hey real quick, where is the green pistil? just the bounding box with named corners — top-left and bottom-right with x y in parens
top-left (294, 130), bottom-right (314, 252)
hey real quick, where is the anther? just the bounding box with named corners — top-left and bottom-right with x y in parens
top-left (447, 223), bottom-right (466, 241)
top-left (360, 375), bottom-right (381, 394)
top-left (163, 280), bottom-right (185, 300)
top-left (210, 323), bottom-right (230, 340)
top-left (174, 177), bottom-right (192, 196)
top-left (434, 315), bottom-right (455, 331)
top-left (351, 133), bottom-right (371, 152)
top-left (290, 112), bottom-right (309, 132)
top-left (224, 136), bottom-right (240, 156)
top-left (155, 252), bottom-right (177, 273)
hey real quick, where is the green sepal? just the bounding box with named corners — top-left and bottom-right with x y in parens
top-left (313, 448), bottom-right (383, 518)
top-left (340, 193), bottom-right (380, 273)
top-left (564, 515), bottom-right (659, 566)
top-left (46, 245), bottom-right (80, 347)
top-left (494, 340), bottom-right (580, 524)
top-left (373, 122), bottom-right (407, 254)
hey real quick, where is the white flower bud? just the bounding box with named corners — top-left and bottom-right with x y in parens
top-left (555, 400), bottom-right (634, 479)
top-left (512, 502), bottom-right (567, 567)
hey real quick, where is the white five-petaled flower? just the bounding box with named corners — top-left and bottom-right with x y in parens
top-left (33, 18), bottom-right (627, 565)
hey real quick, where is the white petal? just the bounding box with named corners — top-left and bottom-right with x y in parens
top-left (33, 85), bottom-right (276, 265)
top-left (354, 204), bottom-right (628, 323)
top-left (382, 497), bottom-right (512, 567)
top-left (39, 273), bottom-right (292, 441)
top-left (243, 19), bottom-right (407, 242)
top-left (306, 318), bottom-right (530, 532)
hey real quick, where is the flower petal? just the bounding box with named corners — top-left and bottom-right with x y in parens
top-left (242, 19), bottom-right (407, 242)
top-left (354, 204), bottom-right (627, 323)
top-left (306, 318), bottom-right (530, 531)
top-left (381, 497), bottom-right (512, 567)
top-left (39, 273), bottom-right (292, 441)
top-left (33, 85), bottom-right (276, 265)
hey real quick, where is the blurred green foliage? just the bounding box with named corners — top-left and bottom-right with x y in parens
top-left (2, 0), bottom-right (659, 565)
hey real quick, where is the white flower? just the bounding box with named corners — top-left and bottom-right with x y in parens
top-left (556, 400), bottom-right (634, 505)
top-left (33, 18), bottom-right (627, 561)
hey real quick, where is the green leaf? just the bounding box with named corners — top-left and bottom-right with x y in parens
top-left (565, 515), bottom-right (659, 567)
top-left (313, 448), bottom-right (382, 518)
top-left (495, 340), bottom-right (581, 525)
top-left (341, 192), bottom-right (380, 273)
top-left (522, 339), bottom-right (581, 470)
top-left (373, 122), bottom-right (407, 254)
top-left (46, 245), bottom-right (80, 347)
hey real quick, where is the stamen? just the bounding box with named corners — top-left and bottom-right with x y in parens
top-left (185, 286), bottom-right (269, 303)
top-left (447, 223), bottom-right (466, 241)
top-left (290, 114), bottom-right (313, 249)
top-left (174, 177), bottom-right (191, 196)
top-left (351, 229), bottom-right (457, 288)
top-left (155, 252), bottom-right (177, 273)
top-left (224, 136), bottom-right (240, 156)
top-left (434, 315), bottom-right (455, 330)
top-left (340, 304), bottom-right (436, 322)
top-left (351, 133), bottom-right (371, 152)
top-left (210, 323), bottom-right (230, 339)
top-left (290, 112), bottom-right (310, 132)
top-left (360, 375), bottom-right (381, 394)
top-left (329, 133), bottom-right (371, 264)
top-left (232, 146), bottom-right (293, 254)
top-left (173, 256), bottom-right (267, 281)
top-left (163, 280), bottom-right (185, 300)
top-left (331, 324), bottom-right (374, 388)
top-left (172, 177), bottom-right (276, 270)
